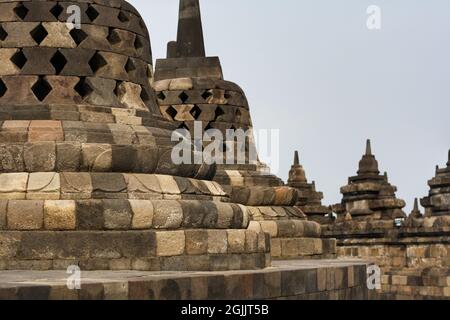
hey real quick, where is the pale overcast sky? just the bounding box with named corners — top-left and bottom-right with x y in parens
top-left (130, 0), bottom-right (450, 212)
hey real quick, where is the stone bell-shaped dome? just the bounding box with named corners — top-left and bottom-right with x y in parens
top-left (0, 0), bottom-right (269, 271)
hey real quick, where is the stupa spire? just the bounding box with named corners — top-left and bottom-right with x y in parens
top-left (447, 149), bottom-right (450, 167)
top-left (366, 139), bottom-right (372, 156)
top-left (357, 139), bottom-right (380, 175)
top-left (169, 0), bottom-right (206, 58)
top-left (294, 150), bottom-right (300, 166)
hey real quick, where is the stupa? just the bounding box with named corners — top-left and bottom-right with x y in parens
top-left (421, 150), bottom-right (450, 226)
top-left (287, 151), bottom-right (333, 224)
top-left (154, 0), bottom-right (336, 260)
top-left (154, 0), bottom-right (283, 188)
top-left (0, 0), bottom-right (269, 271)
top-left (331, 140), bottom-right (406, 229)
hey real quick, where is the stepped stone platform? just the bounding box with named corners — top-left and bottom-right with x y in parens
top-left (0, 259), bottom-right (370, 300)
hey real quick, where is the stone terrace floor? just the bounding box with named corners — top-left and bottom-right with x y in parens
top-left (0, 259), bottom-right (370, 300)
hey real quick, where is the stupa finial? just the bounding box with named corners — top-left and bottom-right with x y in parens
top-left (294, 150), bottom-right (300, 166)
top-left (366, 139), bottom-right (372, 156)
top-left (169, 0), bottom-right (206, 58)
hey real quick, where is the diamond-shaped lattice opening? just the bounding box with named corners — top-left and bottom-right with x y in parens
top-left (107, 28), bottom-right (121, 45)
top-left (10, 50), bottom-right (27, 69)
top-left (134, 36), bottom-right (143, 51)
top-left (157, 91), bottom-right (166, 101)
top-left (70, 28), bottom-right (87, 46)
top-left (50, 50), bottom-right (67, 74)
top-left (179, 91), bottom-right (189, 103)
top-left (113, 81), bottom-right (122, 97)
top-left (50, 3), bottom-right (63, 19)
top-left (32, 76), bottom-right (52, 102)
top-left (89, 52), bottom-right (107, 73)
top-left (178, 122), bottom-right (189, 130)
top-left (190, 105), bottom-right (202, 120)
top-left (118, 11), bottom-right (130, 23)
top-left (74, 77), bottom-right (93, 98)
top-left (140, 87), bottom-right (150, 102)
top-left (214, 107), bottom-right (225, 120)
top-left (166, 106), bottom-right (178, 120)
top-left (86, 5), bottom-right (100, 22)
top-left (0, 25), bottom-right (8, 41)
top-left (125, 59), bottom-right (136, 73)
top-left (202, 90), bottom-right (212, 100)
top-left (30, 24), bottom-right (49, 45)
top-left (0, 79), bottom-right (7, 98)
top-left (14, 3), bottom-right (29, 20)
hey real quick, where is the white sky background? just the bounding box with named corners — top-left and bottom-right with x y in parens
top-left (129, 0), bottom-right (450, 212)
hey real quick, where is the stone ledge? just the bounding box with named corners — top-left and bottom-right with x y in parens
top-left (0, 229), bottom-right (270, 271)
top-left (0, 259), bottom-right (370, 300)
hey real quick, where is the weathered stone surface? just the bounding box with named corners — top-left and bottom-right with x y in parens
top-left (27, 173), bottom-right (60, 200)
top-left (156, 231), bottom-right (186, 257)
top-left (7, 200), bottom-right (44, 230)
top-left (207, 230), bottom-right (228, 254)
top-left (152, 200), bottom-right (183, 229)
top-left (185, 230), bottom-right (208, 255)
top-left (130, 200), bottom-right (154, 229)
top-left (44, 200), bottom-right (76, 230)
top-left (0, 173), bottom-right (28, 200)
top-left (103, 200), bottom-right (133, 230)
top-left (24, 142), bottom-right (56, 172)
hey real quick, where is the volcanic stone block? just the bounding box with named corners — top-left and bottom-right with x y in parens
top-left (40, 22), bottom-right (76, 48)
top-left (81, 143), bottom-right (112, 172)
top-left (0, 144), bottom-right (25, 172)
top-left (27, 172), bottom-right (61, 200)
top-left (215, 202), bottom-right (234, 228)
top-left (156, 175), bottom-right (180, 195)
top-left (259, 221), bottom-right (278, 237)
top-left (44, 200), bottom-right (76, 230)
top-left (60, 172), bottom-right (92, 199)
top-left (91, 173), bottom-right (127, 198)
top-left (58, 48), bottom-right (96, 76)
top-left (169, 78), bottom-right (193, 91)
top-left (185, 230), bottom-right (208, 255)
top-left (76, 200), bottom-right (105, 230)
top-left (0, 49), bottom-right (22, 75)
top-left (1, 22), bottom-right (38, 47)
top-left (0, 200), bottom-right (7, 229)
top-left (156, 231), bottom-right (186, 257)
top-left (24, 142), bottom-right (56, 172)
top-left (0, 76), bottom-right (41, 105)
top-left (40, 77), bottom-right (80, 105)
top-left (83, 77), bottom-right (120, 107)
top-left (7, 200), bottom-right (44, 230)
top-left (56, 143), bottom-right (81, 172)
top-left (207, 230), bottom-right (228, 254)
top-left (93, 52), bottom-right (128, 80)
top-left (0, 173), bottom-right (28, 200)
top-left (227, 230), bottom-right (246, 254)
top-left (103, 199), bottom-right (132, 230)
top-left (116, 82), bottom-right (148, 110)
top-left (130, 200), bottom-right (154, 229)
top-left (152, 200), bottom-right (183, 229)
top-left (125, 174), bottom-right (162, 199)
top-left (245, 230), bottom-right (258, 253)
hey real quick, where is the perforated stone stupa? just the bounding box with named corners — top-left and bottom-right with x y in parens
top-left (287, 151), bottom-right (333, 224)
top-left (153, 0), bottom-right (336, 261)
top-left (421, 150), bottom-right (450, 227)
top-left (0, 0), bottom-right (270, 271)
top-left (331, 140), bottom-right (406, 229)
